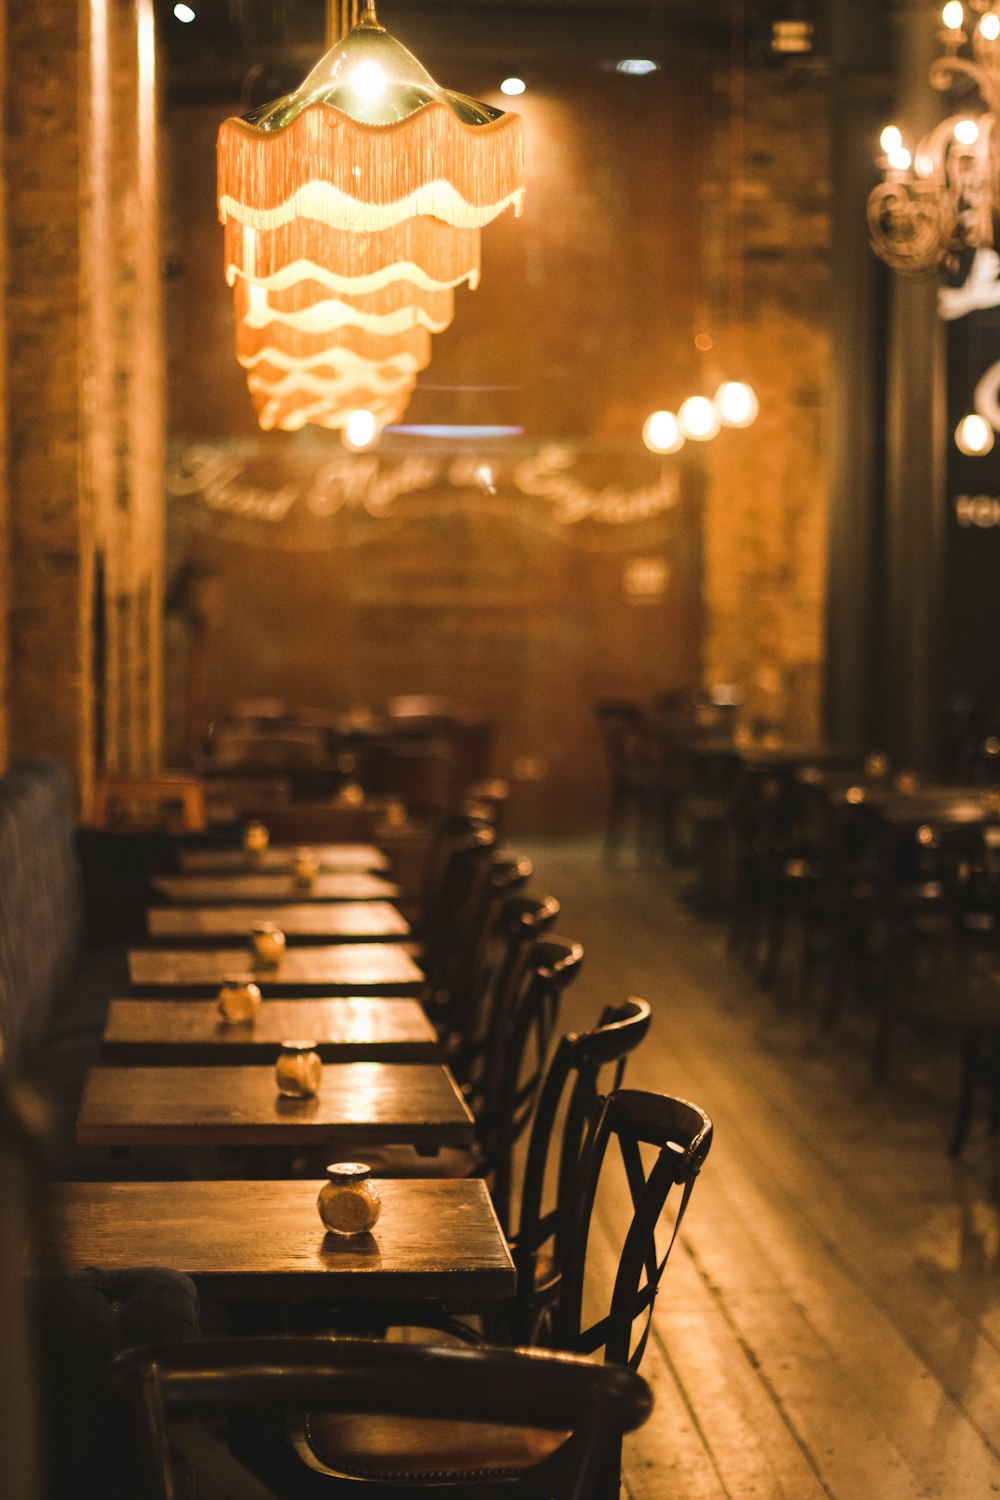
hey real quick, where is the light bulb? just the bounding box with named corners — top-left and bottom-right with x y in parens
top-left (350, 61), bottom-right (387, 103)
top-left (880, 124), bottom-right (902, 154)
top-left (715, 381), bottom-right (760, 429)
top-left (887, 145), bottom-right (912, 172)
top-left (343, 409), bottom-right (379, 451)
top-left (173, 2), bottom-right (196, 19)
top-left (954, 118), bottom-right (979, 146)
top-left (942, 1), bottom-right (964, 29)
top-left (500, 77), bottom-right (526, 96)
top-left (678, 396), bottom-right (721, 442)
top-left (981, 12), bottom-right (1000, 39)
top-left (616, 59), bottom-right (660, 76)
top-left (955, 413), bottom-right (995, 455)
top-left (642, 410), bottom-right (685, 454)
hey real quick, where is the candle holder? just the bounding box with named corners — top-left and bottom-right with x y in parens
top-left (217, 977), bottom-right (262, 1024)
top-left (243, 821), bottom-right (270, 860)
top-left (276, 1039), bottom-right (323, 1098)
top-left (294, 848), bottom-right (320, 886)
top-left (250, 923), bottom-right (286, 968)
top-left (318, 1161), bottom-right (381, 1236)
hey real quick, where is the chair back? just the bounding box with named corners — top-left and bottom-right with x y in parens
top-left (419, 823), bottom-right (497, 1013)
top-left (114, 1336), bottom-right (653, 1500)
top-left (510, 998), bottom-right (652, 1343)
top-left (479, 935), bottom-right (584, 1233)
top-left (89, 773), bottom-right (206, 832)
top-left (554, 1088), bottom-right (712, 1371)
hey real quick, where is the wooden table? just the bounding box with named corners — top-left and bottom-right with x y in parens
top-left (102, 997), bottom-right (440, 1064)
top-left (146, 901), bottom-right (410, 942)
top-left (77, 1063), bottom-right (473, 1148)
top-left (178, 843), bottom-right (390, 874)
top-left (152, 872), bottom-right (400, 904)
top-left (128, 944), bottom-right (425, 996)
top-left (33, 1179), bottom-right (514, 1304)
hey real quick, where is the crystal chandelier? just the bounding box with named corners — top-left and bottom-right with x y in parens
top-left (868, 1), bottom-right (1000, 277)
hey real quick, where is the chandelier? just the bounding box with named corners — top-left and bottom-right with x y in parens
top-left (217, 0), bottom-right (524, 435)
top-left (868, 1), bottom-right (1000, 276)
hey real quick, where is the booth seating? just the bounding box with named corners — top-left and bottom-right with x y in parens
top-left (0, 760), bottom-right (130, 1170)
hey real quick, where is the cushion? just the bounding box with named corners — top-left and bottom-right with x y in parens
top-left (298, 1412), bottom-right (568, 1482)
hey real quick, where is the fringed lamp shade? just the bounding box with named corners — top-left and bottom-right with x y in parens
top-left (218, 0), bottom-right (524, 433)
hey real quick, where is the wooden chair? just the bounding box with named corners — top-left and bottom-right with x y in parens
top-left (551, 1088), bottom-right (713, 1369)
top-left (115, 1336), bottom-right (653, 1500)
top-left (299, 1086), bottom-right (704, 1499)
top-left (363, 935), bottom-right (582, 1234)
top-left (89, 773), bottom-right (206, 832)
top-left (507, 999), bottom-right (653, 1345)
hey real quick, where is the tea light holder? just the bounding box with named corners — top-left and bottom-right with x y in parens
top-left (243, 820), bottom-right (270, 858)
top-left (293, 848), bottom-right (320, 886)
top-left (317, 1161), bottom-right (381, 1236)
top-left (217, 977), bottom-right (262, 1024)
top-left (276, 1039), bottom-right (323, 1098)
top-left (250, 923), bottom-right (286, 968)
top-left (864, 749), bottom-right (891, 779)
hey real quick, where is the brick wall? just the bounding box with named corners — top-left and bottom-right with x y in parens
top-left (3, 0), bottom-right (165, 806)
top-left (700, 71), bottom-right (831, 738)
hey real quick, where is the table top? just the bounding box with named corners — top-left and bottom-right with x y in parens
top-left (102, 997), bottom-right (440, 1064)
top-left (178, 843), bottom-right (390, 874)
top-left (146, 901), bottom-right (410, 941)
top-left (32, 1179), bottom-right (514, 1303)
top-left (77, 1063), bottom-right (474, 1147)
top-left (128, 944), bottom-right (424, 996)
top-left (152, 872), bottom-right (401, 905)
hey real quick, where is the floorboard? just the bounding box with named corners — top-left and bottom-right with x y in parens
top-left (525, 839), bottom-right (1000, 1500)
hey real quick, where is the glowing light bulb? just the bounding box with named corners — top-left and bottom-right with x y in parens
top-left (173, 2), bottom-right (196, 20)
top-left (343, 409), bottom-right (379, 451)
top-left (942, 1), bottom-right (964, 29)
top-left (880, 124), bottom-right (902, 154)
top-left (887, 145), bottom-right (912, 172)
top-left (981, 12), bottom-right (1000, 39)
top-left (616, 59), bottom-right (660, 76)
top-left (678, 396), bottom-right (721, 442)
top-left (500, 77), bottom-right (526, 96)
top-left (642, 410), bottom-right (684, 455)
top-left (955, 413), bottom-right (995, 455)
top-left (954, 118), bottom-right (980, 146)
top-left (475, 463), bottom-right (497, 493)
top-left (350, 61), bottom-right (387, 103)
top-left (715, 381), bottom-right (760, 429)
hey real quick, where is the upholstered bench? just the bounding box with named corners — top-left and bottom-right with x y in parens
top-left (0, 760), bottom-right (132, 1172)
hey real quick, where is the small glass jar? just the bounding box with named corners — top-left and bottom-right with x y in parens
top-left (250, 923), bottom-right (286, 968)
top-left (217, 977), bottom-right (262, 1024)
top-left (293, 848), bottom-right (320, 887)
top-left (383, 797), bottom-right (408, 829)
top-left (335, 780), bottom-right (366, 809)
top-left (317, 1162), bottom-right (381, 1237)
top-left (243, 820), bottom-right (270, 858)
top-left (864, 749), bottom-right (891, 779)
top-left (275, 1039), bottom-right (323, 1098)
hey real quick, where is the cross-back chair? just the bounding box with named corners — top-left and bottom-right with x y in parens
top-left (507, 997), bottom-right (652, 1345)
top-left (114, 1336), bottom-right (654, 1500)
top-left (553, 1089), bottom-right (712, 1367)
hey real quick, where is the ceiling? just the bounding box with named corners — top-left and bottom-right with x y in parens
top-left (158, 0), bottom-right (826, 106)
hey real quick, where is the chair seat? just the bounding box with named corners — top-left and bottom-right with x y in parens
top-left (298, 1411), bottom-right (568, 1482)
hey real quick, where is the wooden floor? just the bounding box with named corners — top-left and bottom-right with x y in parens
top-left (526, 839), bottom-right (1000, 1500)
